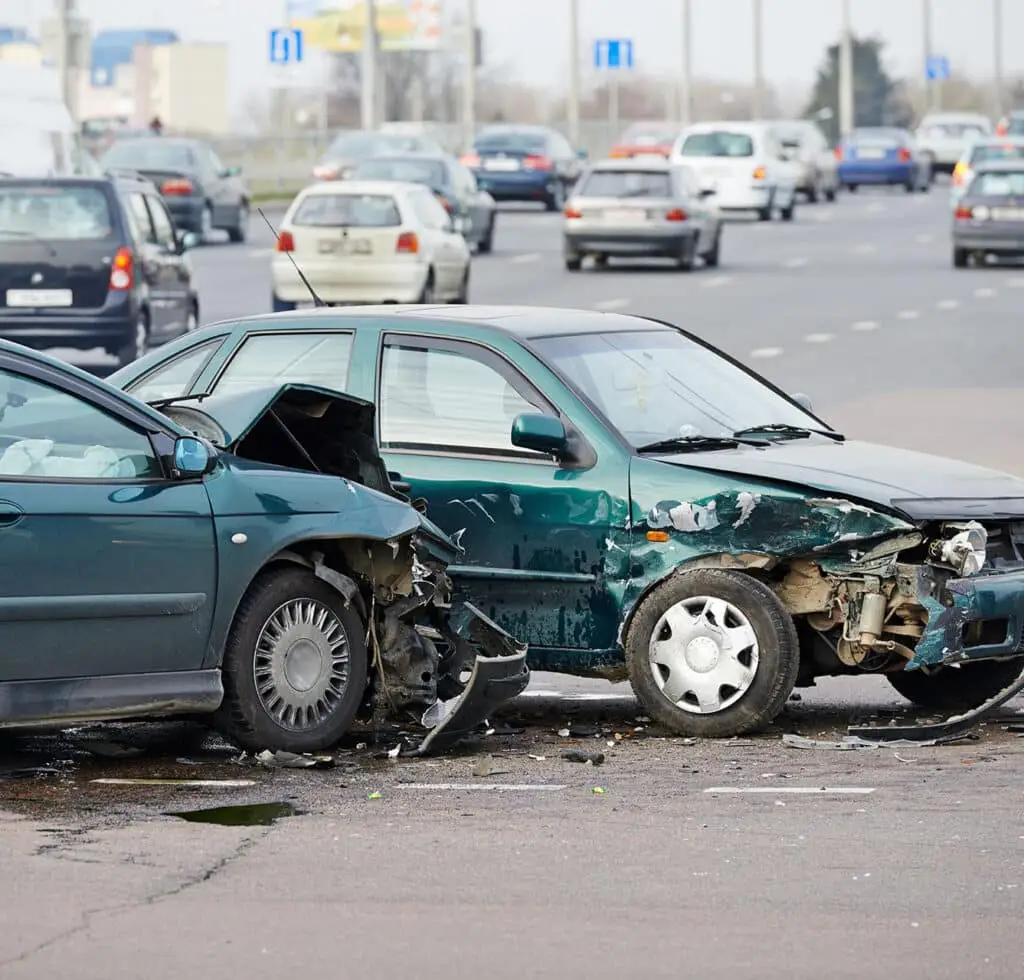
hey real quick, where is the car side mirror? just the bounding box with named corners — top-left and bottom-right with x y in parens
top-left (179, 231), bottom-right (199, 251)
top-left (699, 187), bottom-right (716, 198)
top-left (792, 392), bottom-right (813, 413)
top-left (221, 165), bottom-right (241, 177)
top-left (511, 413), bottom-right (569, 457)
top-left (173, 436), bottom-right (213, 477)
top-left (575, 148), bottom-right (588, 160)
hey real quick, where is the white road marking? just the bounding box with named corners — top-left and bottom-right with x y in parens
top-left (897, 309), bottom-right (921, 320)
top-left (592, 297), bottom-right (630, 310)
top-left (1007, 276), bottom-right (1024, 287)
top-left (398, 783), bottom-right (567, 792)
top-left (704, 786), bottom-right (876, 795)
top-left (702, 275), bottom-right (732, 288)
top-left (512, 252), bottom-right (541, 263)
top-left (866, 202), bottom-right (886, 213)
top-left (851, 320), bottom-right (880, 331)
top-left (804, 333), bottom-right (833, 343)
top-left (852, 243), bottom-right (875, 254)
top-left (783, 257), bottom-right (808, 268)
top-left (936, 299), bottom-right (959, 309)
top-left (749, 346), bottom-right (783, 359)
top-left (92, 778), bottom-right (255, 787)
top-left (813, 211), bottom-right (832, 222)
top-left (973, 287), bottom-right (996, 298)
top-left (915, 233), bottom-right (934, 243)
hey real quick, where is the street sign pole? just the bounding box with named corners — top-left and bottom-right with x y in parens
top-left (594, 39), bottom-right (632, 141)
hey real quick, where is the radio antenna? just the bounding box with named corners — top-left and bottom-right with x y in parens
top-left (257, 206), bottom-right (326, 308)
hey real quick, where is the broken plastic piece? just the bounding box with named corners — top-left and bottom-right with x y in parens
top-left (255, 750), bottom-right (335, 769)
top-left (562, 749), bottom-right (605, 766)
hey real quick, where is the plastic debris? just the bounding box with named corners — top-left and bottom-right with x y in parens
top-left (562, 749), bottom-right (605, 766)
top-left (255, 750), bottom-right (335, 769)
top-left (387, 745), bottom-right (401, 760)
top-left (557, 728), bottom-right (571, 737)
top-left (367, 791), bottom-right (382, 800)
top-left (591, 786), bottom-right (606, 794)
top-left (528, 754), bottom-right (547, 761)
top-left (783, 733), bottom-right (880, 751)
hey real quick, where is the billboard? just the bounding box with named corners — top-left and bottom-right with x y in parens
top-left (289, 0), bottom-right (442, 53)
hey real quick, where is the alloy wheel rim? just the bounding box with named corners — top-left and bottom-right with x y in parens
top-left (648, 595), bottom-right (759, 714)
top-left (253, 598), bottom-right (350, 732)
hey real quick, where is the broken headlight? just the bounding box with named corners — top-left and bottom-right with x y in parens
top-left (928, 522), bottom-right (987, 577)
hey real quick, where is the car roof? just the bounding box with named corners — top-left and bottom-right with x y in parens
top-left (587, 157), bottom-right (672, 171)
top-left (684, 121), bottom-right (764, 134)
top-left (296, 179), bottom-right (424, 197)
top-left (476, 125), bottom-right (550, 136)
top-left (205, 306), bottom-right (673, 341)
top-left (351, 152), bottom-right (448, 164)
top-left (971, 159), bottom-right (1024, 172)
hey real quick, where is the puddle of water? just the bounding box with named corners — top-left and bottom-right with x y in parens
top-left (167, 802), bottom-right (298, 826)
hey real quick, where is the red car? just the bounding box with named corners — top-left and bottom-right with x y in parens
top-left (609, 122), bottom-right (681, 159)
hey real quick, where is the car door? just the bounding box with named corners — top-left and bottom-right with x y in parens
top-left (199, 144), bottom-right (234, 225)
top-left (0, 354), bottom-right (217, 683)
top-left (409, 188), bottom-right (462, 291)
top-left (124, 190), bottom-right (172, 335)
top-left (456, 163), bottom-right (492, 242)
top-left (143, 192), bottom-right (191, 339)
top-left (375, 332), bottom-right (621, 655)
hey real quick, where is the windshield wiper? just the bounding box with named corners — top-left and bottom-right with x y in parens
top-left (732, 423), bottom-right (845, 442)
top-left (636, 434), bottom-right (767, 454)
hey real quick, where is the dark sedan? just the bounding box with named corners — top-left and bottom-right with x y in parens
top-left (953, 161), bottom-right (1024, 267)
top-left (99, 137), bottom-right (250, 242)
top-left (460, 125), bottom-right (586, 211)
top-left (349, 152), bottom-right (498, 253)
top-left (312, 130), bottom-right (445, 182)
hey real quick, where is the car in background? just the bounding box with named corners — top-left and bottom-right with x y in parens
top-left (915, 112), bottom-right (992, 175)
top-left (111, 306), bottom-right (1024, 738)
top-left (270, 180), bottom-right (471, 310)
top-left (312, 129), bottom-right (445, 182)
top-left (460, 125), bottom-right (586, 211)
top-left (99, 136), bottom-right (250, 242)
top-left (835, 128), bottom-right (932, 193)
top-left (952, 161), bottom-right (1024, 268)
top-left (670, 121), bottom-right (799, 221)
top-left (0, 339), bottom-right (526, 753)
top-left (608, 122), bottom-right (680, 160)
top-left (562, 158), bottom-right (721, 271)
top-left (772, 119), bottom-right (838, 202)
top-left (349, 152), bottom-right (497, 253)
top-left (950, 136), bottom-right (1024, 201)
top-left (995, 111), bottom-right (1024, 137)
top-left (0, 173), bottom-right (199, 366)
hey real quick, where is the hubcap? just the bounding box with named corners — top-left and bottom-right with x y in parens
top-left (648, 595), bottom-right (759, 714)
top-left (253, 598), bottom-right (350, 731)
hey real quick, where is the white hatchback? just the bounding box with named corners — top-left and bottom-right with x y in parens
top-left (669, 121), bottom-right (798, 221)
top-left (271, 180), bottom-right (471, 309)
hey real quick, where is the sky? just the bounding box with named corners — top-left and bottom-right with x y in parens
top-left (11, 0), bottom-right (1020, 121)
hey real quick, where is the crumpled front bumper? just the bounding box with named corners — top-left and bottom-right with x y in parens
top-left (909, 566), bottom-right (1024, 668)
top-left (417, 601), bottom-right (530, 754)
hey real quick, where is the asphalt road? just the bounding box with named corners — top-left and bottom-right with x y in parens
top-left (7, 184), bottom-right (1024, 978)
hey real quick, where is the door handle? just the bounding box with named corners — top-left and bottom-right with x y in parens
top-left (0, 501), bottom-right (25, 527)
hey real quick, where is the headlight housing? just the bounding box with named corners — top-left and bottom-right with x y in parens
top-left (930, 522), bottom-right (987, 577)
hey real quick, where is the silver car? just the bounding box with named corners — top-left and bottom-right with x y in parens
top-left (773, 120), bottom-right (838, 203)
top-left (952, 160), bottom-right (1024, 267)
top-left (950, 136), bottom-right (1024, 203)
top-left (916, 112), bottom-right (992, 175)
top-left (563, 159), bottom-right (722, 271)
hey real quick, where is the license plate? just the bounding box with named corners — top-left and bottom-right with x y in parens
top-left (318, 238), bottom-right (372, 255)
top-left (604, 209), bottom-right (647, 223)
top-left (5, 288), bottom-right (72, 307)
top-left (991, 207), bottom-right (1024, 221)
top-left (483, 158), bottom-right (520, 171)
top-left (855, 148), bottom-right (886, 159)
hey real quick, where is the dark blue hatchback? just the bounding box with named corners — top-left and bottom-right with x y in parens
top-left (836, 127), bottom-right (932, 193)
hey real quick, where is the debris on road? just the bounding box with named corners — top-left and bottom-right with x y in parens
top-left (91, 778), bottom-right (256, 787)
top-left (562, 749), bottom-right (605, 766)
top-left (169, 802), bottom-right (297, 826)
top-left (783, 733), bottom-right (880, 751)
top-left (255, 750), bottom-right (335, 769)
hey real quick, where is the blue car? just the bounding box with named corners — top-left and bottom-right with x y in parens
top-left (836, 128), bottom-right (932, 193)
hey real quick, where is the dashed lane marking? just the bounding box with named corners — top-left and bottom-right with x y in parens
top-left (851, 320), bottom-right (880, 331)
top-left (897, 309), bottom-right (921, 320)
top-left (852, 243), bottom-right (875, 254)
top-left (512, 252), bottom-right (541, 263)
top-left (750, 347), bottom-right (783, 359)
top-left (973, 287), bottom-right (996, 298)
top-left (783, 257), bottom-right (809, 268)
top-left (936, 299), bottom-right (959, 309)
top-left (804, 333), bottom-right (833, 343)
top-left (702, 275), bottom-right (732, 288)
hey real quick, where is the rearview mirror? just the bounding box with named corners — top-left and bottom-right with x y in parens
top-left (792, 392), bottom-right (813, 413)
top-left (511, 413), bottom-right (569, 457)
top-left (173, 436), bottom-right (213, 477)
top-left (179, 231), bottom-right (200, 251)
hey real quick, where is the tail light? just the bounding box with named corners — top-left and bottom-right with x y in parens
top-left (275, 230), bottom-right (294, 252)
top-left (952, 162), bottom-right (967, 185)
top-left (996, 119), bottom-right (1009, 136)
top-left (523, 155), bottom-right (553, 171)
top-left (108, 246), bottom-right (133, 290)
top-left (313, 164), bottom-right (339, 180)
top-left (609, 147), bottom-right (628, 158)
top-left (897, 148), bottom-right (911, 162)
top-left (160, 178), bottom-right (193, 195)
top-left (396, 231), bottom-right (419, 253)
top-left (563, 206), bottom-right (582, 219)
top-left (954, 205), bottom-right (974, 220)
top-left (459, 153), bottom-right (480, 167)
top-left (433, 192), bottom-right (453, 212)
top-left (665, 208), bottom-right (687, 221)
top-left (752, 166), bottom-right (766, 180)
top-left (834, 146), bottom-right (844, 161)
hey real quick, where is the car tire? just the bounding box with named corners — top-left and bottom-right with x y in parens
top-left (185, 302), bottom-right (198, 332)
top-left (825, 186), bottom-right (837, 202)
top-left (702, 230), bottom-right (721, 268)
top-left (593, 253), bottom-right (608, 268)
top-left (545, 182), bottom-right (566, 212)
top-left (214, 567), bottom-right (368, 753)
top-left (953, 247), bottom-right (969, 269)
top-left (847, 184), bottom-right (858, 193)
top-left (227, 201), bottom-right (249, 243)
top-left (117, 311), bottom-right (149, 367)
top-left (200, 203), bottom-right (214, 241)
top-left (918, 180), bottom-right (930, 194)
top-left (418, 270), bottom-right (436, 302)
top-left (477, 216), bottom-right (495, 254)
top-left (451, 266), bottom-right (469, 303)
top-left (625, 569), bottom-right (800, 738)
top-left (886, 658), bottom-right (1024, 713)
top-left (564, 246), bottom-right (582, 271)
top-left (806, 181), bottom-right (819, 204)
top-left (757, 205), bottom-right (773, 221)
top-left (904, 181), bottom-right (915, 193)
top-left (272, 292), bottom-right (297, 311)
top-left (676, 236), bottom-right (697, 271)
top-left (780, 199), bottom-right (796, 221)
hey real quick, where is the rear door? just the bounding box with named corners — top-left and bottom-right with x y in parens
top-left (142, 192), bottom-right (190, 339)
top-left (124, 189), bottom-right (171, 333)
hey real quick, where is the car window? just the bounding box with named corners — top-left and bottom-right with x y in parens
top-left (578, 170), bottom-right (673, 197)
top-left (291, 193), bottom-right (401, 227)
top-left (379, 341), bottom-right (548, 455)
top-left (970, 143), bottom-right (1024, 165)
top-left (146, 195), bottom-right (176, 247)
top-left (126, 338), bottom-right (225, 401)
top-left (673, 165), bottom-right (701, 196)
top-left (212, 332), bottom-right (354, 396)
top-left (475, 131), bottom-right (548, 155)
top-left (0, 184), bottom-right (115, 241)
top-left (126, 191), bottom-right (157, 243)
top-left (678, 132), bottom-right (754, 157)
top-left (0, 369), bottom-right (161, 480)
top-left (350, 157), bottom-right (447, 187)
top-left (205, 145), bottom-right (226, 173)
top-left (101, 139), bottom-right (197, 171)
top-left (970, 171), bottom-right (1024, 196)
top-left (410, 189), bottom-right (449, 228)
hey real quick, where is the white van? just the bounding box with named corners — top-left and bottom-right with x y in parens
top-left (0, 62), bottom-right (97, 177)
top-left (669, 121), bottom-right (799, 221)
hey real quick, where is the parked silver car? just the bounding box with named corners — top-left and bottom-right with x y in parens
top-left (563, 158), bottom-right (722, 271)
top-left (916, 112), bottom-right (992, 175)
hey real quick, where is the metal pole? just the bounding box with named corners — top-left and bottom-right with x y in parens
top-left (993, 0), bottom-right (1004, 118)
top-left (55, 0), bottom-right (75, 122)
top-left (462, 0), bottom-right (476, 152)
top-left (838, 0), bottom-right (854, 139)
top-left (680, 0), bottom-right (692, 123)
top-left (922, 0), bottom-right (933, 113)
top-left (360, 0), bottom-right (378, 129)
top-left (751, 0), bottom-right (763, 119)
top-left (567, 0), bottom-right (580, 146)
top-left (608, 70), bottom-right (618, 136)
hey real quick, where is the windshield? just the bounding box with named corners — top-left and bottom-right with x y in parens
top-left (475, 131), bottom-right (547, 154)
top-left (0, 184), bottom-right (114, 240)
top-left (291, 193), bottom-right (401, 227)
top-left (578, 169), bottom-right (672, 198)
top-left (532, 329), bottom-right (817, 448)
top-left (350, 157), bottom-right (447, 186)
top-left (101, 139), bottom-right (197, 171)
top-left (325, 132), bottom-right (424, 159)
top-left (850, 130), bottom-right (904, 147)
top-left (1007, 117), bottom-right (1024, 136)
top-left (971, 143), bottom-right (1024, 164)
top-left (923, 122), bottom-right (989, 139)
top-left (678, 132), bottom-right (754, 158)
top-left (969, 171), bottom-right (1024, 197)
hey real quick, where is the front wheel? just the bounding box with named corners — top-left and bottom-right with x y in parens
top-left (887, 658), bottom-right (1024, 713)
top-left (953, 247), bottom-right (969, 268)
top-left (702, 230), bottom-right (721, 268)
top-left (451, 266), bottom-right (469, 303)
top-left (625, 569), bottom-right (800, 738)
top-left (545, 182), bottom-right (566, 212)
top-left (117, 311), bottom-right (149, 367)
top-left (227, 201), bottom-right (249, 242)
top-left (825, 187), bottom-right (837, 202)
top-left (477, 216), bottom-right (495, 254)
top-left (215, 567), bottom-right (368, 753)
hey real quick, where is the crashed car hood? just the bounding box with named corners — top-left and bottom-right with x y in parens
top-left (654, 439), bottom-right (1024, 520)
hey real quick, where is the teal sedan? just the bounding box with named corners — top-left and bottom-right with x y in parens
top-left (111, 306), bottom-right (1024, 738)
top-left (0, 340), bottom-right (527, 752)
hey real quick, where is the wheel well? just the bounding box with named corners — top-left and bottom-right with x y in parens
top-left (256, 545), bottom-right (368, 622)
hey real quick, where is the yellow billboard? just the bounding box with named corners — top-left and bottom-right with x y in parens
top-left (291, 0), bottom-right (442, 53)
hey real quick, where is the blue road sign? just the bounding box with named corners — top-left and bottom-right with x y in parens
top-left (270, 28), bottom-right (303, 65)
top-left (926, 55), bottom-right (950, 81)
top-left (593, 39), bottom-right (634, 71)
